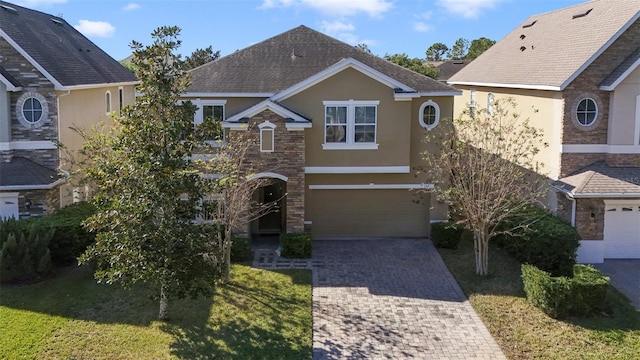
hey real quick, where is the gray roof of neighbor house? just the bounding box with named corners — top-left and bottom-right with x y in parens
top-left (448, 0), bottom-right (640, 90)
top-left (435, 60), bottom-right (470, 82)
top-left (0, 1), bottom-right (137, 88)
top-left (188, 25), bottom-right (458, 94)
top-left (553, 162), bottom-right (640, 197)
top-left (0, 157), bottom-right (61, 187)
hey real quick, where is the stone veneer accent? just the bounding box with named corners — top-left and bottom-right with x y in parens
top-left (561, 153), bottom-right (640, 177)
top-left (16, 189), bottom-right (58, 218)
top-left (237, 110), bottom-right (306, 233)
top-left (0, 38), bottom-right (59, 168)
top-left (574, 198), bottom-right (605, 240)
top-left (561, 19), bottom-right (640, 149)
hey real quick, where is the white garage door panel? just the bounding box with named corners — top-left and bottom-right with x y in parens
top-left (604, 203), bottom-right (640, 259)
top-left (0, 193), bottom-right (19, 220)
top-left (310, 189), bottom-right (429, 238)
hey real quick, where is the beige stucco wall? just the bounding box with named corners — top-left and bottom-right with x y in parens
top-left (284, 67), bottom-right (412, 167)
top-left (181, 97), bottom-right (266, 118)
top-left (452, 86), bottom-right (563, 180)
top-left (57, 85), bottom-right (136, 206)
top-left (608, 66), bottom-right (640, 145)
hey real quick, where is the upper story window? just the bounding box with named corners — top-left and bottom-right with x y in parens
top-left (576, 98), bottom-right (597, 126)
top-left (258, 121), bottom-right (276, 152)
top-left (419, 100), bottom-right (440, 131)
top-left (118, 87), bottom-right (124, 111)
top-left (16, 92), bottom-right (48, 128)
top-left (323, 100), bottom-right (379, 150)
top-left (105, 90), bottom-right (112, 114)
top-left (195, 100), bottom-right (226, 142)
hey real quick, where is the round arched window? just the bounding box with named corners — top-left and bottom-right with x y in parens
top-left (16, 92), bottom-right (48, 128)
top-left (576, 98), bottom-right (597, 126)
top-left (419, 100), bottom-right (440, 130)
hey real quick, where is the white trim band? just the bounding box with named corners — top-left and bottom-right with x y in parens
top-left (309, 183), bottom-right (433, 190)
top-left (562, 144), bottom-right (640, 154)
top-left (0, 141), bottom-right (58, 151)
top-left (304, 166), bottom-right (410, 174)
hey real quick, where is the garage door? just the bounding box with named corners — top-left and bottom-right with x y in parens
top-left (309, 189), bottom-right (429, 238)
top-left (0, 193), bottom-right (19, 220)
top-left (603, 202), bottom-right (640, 259)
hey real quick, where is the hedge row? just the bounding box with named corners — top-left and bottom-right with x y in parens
top-left (0, 221), bottom-right (54, 282)
top-left (521, 264), bottom-right (609, 319)
top-left (280, 232), bottom-right (311, 258)
top-left (431, 222), bottom-right (466, 249)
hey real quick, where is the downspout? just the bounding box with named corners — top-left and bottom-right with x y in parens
top-left (565, 193), bottom-right (576, 227)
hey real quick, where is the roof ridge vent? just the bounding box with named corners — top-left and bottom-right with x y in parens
top-left (572, 8), bottom-right (593, 19)
top-left (522, 20), bottom-right (537, 28)
top-left (51, 17), bottom-right (63, 25)
top-left (1, 4), bottom-right (18, 14)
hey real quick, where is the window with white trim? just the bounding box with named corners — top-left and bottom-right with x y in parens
top-left (105, 90), bottom-right (111, 114)
top-left (259, 121), bottom-right (275, 152)
top-left (16, 92), bottom-right (48, 128)
top-left (419, 100), bottom-right (440, 130)
top-left (118, 87), bottom-right (124, 111)
top-left (470, 88), bottom-right (476, 119)
top-left (323, 100), bottom-right (379, 149)
top-left (576, 98), bottom-right (597, 126)
top-left (195, 100), bottom-right (226, 141)
top-left (487, 93), bottom-right (495, 115)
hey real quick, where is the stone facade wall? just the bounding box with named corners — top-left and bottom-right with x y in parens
top-left (16, 189), bottom-right (57, 218)
top-left (240, 110), bottom-right (306, 233)
top-left (605, 154), bottom-right (640, 167)
top-left (561, 153), bottom-right (640, 177)
top-left (575, 198), bottom-right (605, 240)
top-left (0, 38), bottom-right (59, 168)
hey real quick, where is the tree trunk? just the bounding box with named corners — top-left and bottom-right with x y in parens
top-left (474, 231), bottom-right (489, 276)
top-left (222, 228), bottom-right (232, 282)
top-left (158, 285), bottom-right (168, 320)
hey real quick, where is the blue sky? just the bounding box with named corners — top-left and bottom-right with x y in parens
top-left (11, 0), bottom-right (586, 61)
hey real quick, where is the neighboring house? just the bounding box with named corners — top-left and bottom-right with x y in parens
top-left (426, 60), bottom-right (470, 83)
top-left (448, 0), bottom-right (640, 262)
top-left (186, 25), bottom-right (461, 238)
top-left (0, 1), bottom-right (137, 219)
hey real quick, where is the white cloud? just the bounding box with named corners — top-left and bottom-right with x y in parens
top-left (319, 21), bottom-right (377, 47)
top-left (320, 20), bottom-right (355, 34)
top-left (437, 0), bottom-right (503, 19)
top-left (122, 3), bottom-right (140, 11)
top-left (413, 22), bottom-right (432, 33)
top-left (259, 0), bottom-right (392, 18)
top-left (13, 0), bottom-right (66, 6)
top-left (74, 20), bottom-right (115, 38)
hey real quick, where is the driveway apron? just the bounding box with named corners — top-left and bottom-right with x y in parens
top-left (311, 239), bottom-right (505, 360)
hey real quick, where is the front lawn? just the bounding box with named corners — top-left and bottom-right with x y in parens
top-left (0, 264), bottom-right (311, 359)
top-left (438, 238), bottom-right (640, 359)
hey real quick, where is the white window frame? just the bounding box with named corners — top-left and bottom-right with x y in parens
top-left (323, 100), bottom-right (379, 150)
top-left (418, 100), bottom-right (440, 131)
top-left (16, 91), bottom-right (48, 128)
top-left (194, 99), bottom-right (227, 144)
top-left (575, 98), bottom-right (598, 127)
top-left (197, 193), bottom-right (224, 224)
top-left (487, 93), bottom-right (495, 115)
top-left (258, 121), bottom-right (276, 153)
top-left (470, 88), bottom-right (476, 119)
top-left (105, 90), bottom-right (112, 114)
top-left (118, 87), bottom-right (124, 111)
top-left (0, 192), bottom-right (19, 220)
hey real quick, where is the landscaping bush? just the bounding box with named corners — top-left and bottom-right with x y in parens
top-left (28, 202), bottom-right (96, 266)
top-left (499, 206), bottom-right (579, 277)
top-left (431, 222), bottom-right (465, 249)
top-left (231, 237), bottom-right (252, 262)
top-left (0, 222), bottom-right (54, 283)
top-left (521, 264), bottom-right (610, 319)
top-left (280, 232), bottom-right (311, 258)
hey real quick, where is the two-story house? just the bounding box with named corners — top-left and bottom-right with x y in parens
top-left (186, 25), bottom-right (461, 239)
top-left (448, 0), bottom-right (640, 262)
top-left (0, 1), bottom-right (138, 219)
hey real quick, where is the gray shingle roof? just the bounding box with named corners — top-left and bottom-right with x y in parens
top-left (0, 157), bottom-right (61, 187)
top-left (0, 1), bottom-right (137, 87)
top-left (0, 65), bottom-right (21, 87)
top-left (188, 25), bottom-right (457, 94)
top-left (449, 0), bottom-right (640, 89)
top-left (436, 60), bottom-right (470, 82)
top-left (553, 162), bottom-right (640, 196)
top-left (600, 46), bottom-right (640, 88)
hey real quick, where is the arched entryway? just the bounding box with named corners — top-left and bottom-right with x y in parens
top-left (249, 173), bottom-right (287, 239)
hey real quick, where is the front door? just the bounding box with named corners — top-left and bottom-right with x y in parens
top-left (258, 181), bottom-right (285, 235)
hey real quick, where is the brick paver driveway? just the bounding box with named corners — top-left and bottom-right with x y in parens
top-left (312, 239), bottom-right (505, 360)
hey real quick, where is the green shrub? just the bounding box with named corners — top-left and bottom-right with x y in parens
top-left (500, 206), bottom-right (579, 277)
top-left (231, 237), bottom-right (252, 263)
top-left (280, 232), bottom-right (311, 259)
top-left (431, 222), bottom-right (465, 249)
top-left (28, 202), bottom-right (96, 266)
top-left (0, 222), bottom-right (54, 283)
top-left (521, 264), bottom-right (610, 319)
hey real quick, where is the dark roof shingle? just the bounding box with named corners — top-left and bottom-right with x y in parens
top-left (553, 162), bottom-right (640, 196)
top-left (0, 1), bottom-right (137, 87)
top-left (0, 157), bottom-right (61, 187)
top-left (188, 25), bottom-right (457, 94)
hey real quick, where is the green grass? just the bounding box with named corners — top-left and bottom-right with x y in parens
top-left (438, 238), bottom-right (640, 359)
top-left (0, 264), bottom-right (311, 359)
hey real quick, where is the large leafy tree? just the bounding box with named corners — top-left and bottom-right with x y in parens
top-left (466, 37), bottom-right (496, 60)
top-left (384, 53), bottom-right (438, 79)
top-left (425, 42), bottom-right (449, 61)
top-left (79, 26), bottom-right (221, 320)
top-left (184, 45), bottom-right (221, 70)
top-left (422, 98), bottom-right (548, 275)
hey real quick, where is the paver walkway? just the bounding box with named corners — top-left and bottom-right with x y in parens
top-left (253, 238), bottom-right (506, 359)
